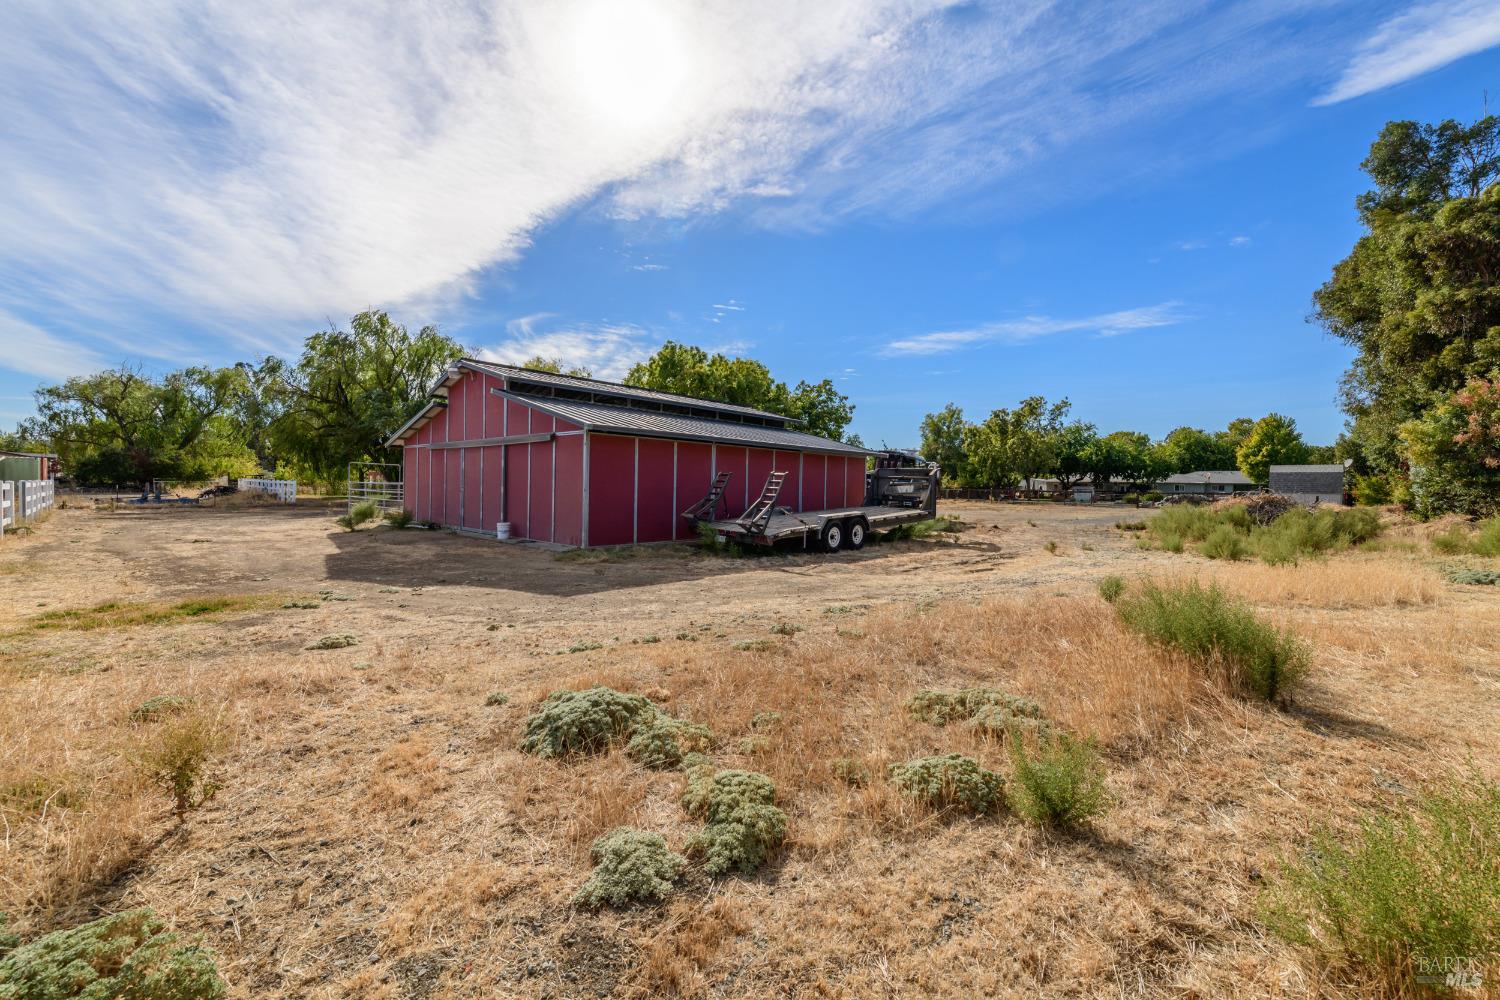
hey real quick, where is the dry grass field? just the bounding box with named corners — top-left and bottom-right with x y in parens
top-left (0, 500), bottom-right (1496, 998)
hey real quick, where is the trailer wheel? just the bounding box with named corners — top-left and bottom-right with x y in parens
top-left (820, 520), bottom-right (844, 553)
top-left (846, 517), bottom-right (868, 550)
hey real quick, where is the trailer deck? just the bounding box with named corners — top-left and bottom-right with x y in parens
top-left (686, 461), bottom-right (940, 552)
top-left (703, 504), bottom-right (930, 547)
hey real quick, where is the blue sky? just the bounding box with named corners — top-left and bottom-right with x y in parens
top-left (3, 1), bottom-right (1499, 447)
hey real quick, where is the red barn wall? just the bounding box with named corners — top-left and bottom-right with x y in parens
top-left (587, 434), bottom-right (636, 546)
top-left (396, 367), bottom-right (868, 548)
top-left (674, 442), bottom-right (713, 539)
top-left (636, 438), bottom-right (676, 543)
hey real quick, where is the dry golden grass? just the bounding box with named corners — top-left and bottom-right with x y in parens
top-left (1184, 553), bottom-right (1443, 608)
top-left (1, 505), bottom-right (1497, 999)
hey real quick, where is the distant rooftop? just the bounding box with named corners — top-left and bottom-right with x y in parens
top-left (1269, 464), bottom-right (1346, 474)
top-left (1159, 470), bottom-right (1253, 485)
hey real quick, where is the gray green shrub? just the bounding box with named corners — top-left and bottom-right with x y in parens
top-left (0, 914), bottom-right (16, 959)
top-left (750, 711), bottom-right (782, 730)
top-left (484, 692), bottom-right (509, 707)
top-left (0, 908), bottom-right (226, 999)
top-left (129, 695), bottom-right (192, 724)
top-left (889, 754), bottom-right (1004, 815)
top-left (624, 717), bottom-right (714, 770)
top-left (1445, 567), bottom-right (1500, 586)
top-left (1114, 581), bottom-right (1308, 702)
top-left (831, 757), bottom-right (870, 787)
top-left (680, 768), bottom-right (787, 874)
top-left (384, 508), bottom-right (415, 529)
top-left (1260, 774), bottom-right (1500, 991)
top-left (571, 827), bottom-right (685, 909)
top-left (1096, 575), bottom-right (1126, 603)
top-left (1007, 733), bottom-right (1111, 828)
top-left (518, 687), bottom-right (657, 758)
top-left (907, 689), bottom-right (1045, 741)
top-left (305, 634), bottom-right (357, 650)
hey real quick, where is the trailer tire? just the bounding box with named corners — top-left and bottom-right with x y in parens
top-left (820, 520), bottom-right (844, 553)
top-left (846, 517), bottom-right (868, 550)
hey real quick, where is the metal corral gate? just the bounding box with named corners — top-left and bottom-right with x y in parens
top-left (240, 478), bottom-right (298, 503)
top-left (1, 480), bottom-right (54, 536)
top-left (347, 462), bottom-right (403, 514)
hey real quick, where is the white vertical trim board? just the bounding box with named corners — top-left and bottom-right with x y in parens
top-left (581, 433), bottom-right (591, 547)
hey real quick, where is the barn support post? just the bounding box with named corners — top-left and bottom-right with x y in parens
top-left (581, 433), bottom-right (591, 548)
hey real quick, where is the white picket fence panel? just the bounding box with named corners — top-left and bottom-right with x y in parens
top-left (1, 480), bottom-right (53, 536)
top-left (240, 478), bottom-right (297, 503)
top-left (19, 480), bottom-right (53, 519)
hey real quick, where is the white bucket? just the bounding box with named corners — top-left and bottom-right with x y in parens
top-left (496, 522), bottom-right (512, 540)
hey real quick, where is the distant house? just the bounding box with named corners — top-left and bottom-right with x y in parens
top-left (1269, 464), bottom-right (1348, 506)
top-left (1155, 470), bottom-right (1256, 495)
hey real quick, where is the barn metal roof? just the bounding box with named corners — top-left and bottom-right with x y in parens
top-left (496, 392), bottom-right (876, 456)
top-left (457, 359), bottom-right (795, 424)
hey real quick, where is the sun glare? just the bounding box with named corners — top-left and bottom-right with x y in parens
top-left (568, 0), bottom-right (690, 130)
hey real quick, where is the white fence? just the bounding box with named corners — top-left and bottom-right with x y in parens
top-left (239, 478), bottom-right (297, 503)
top-left (1, 480), bottom-right (53, 536)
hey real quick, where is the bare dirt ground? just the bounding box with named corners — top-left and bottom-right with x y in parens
top-left (1, 501), bottom-right (1496, 998)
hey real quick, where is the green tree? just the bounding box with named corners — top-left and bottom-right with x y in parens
top-left (520, 355), bottom-right (593, 377)
top-left (1162, 426), bottom-right (1237, 473)
top-left (624, 341), bottom-right (853, 440)
top-left (1051, 420), bottom-right (1098, 488)
top-left (919, 403), bottom-right (967, 483)
top-left (1236, 413), bottom-right (1310, 485)
top-left (26, 366), bottom-right (256, 485)
top-left (270, 311), bottom-right (463, 483)
top-left (1314, 113), bottom-right (1500, 513)
top-left (960, 415), bottom-right (1019, 490)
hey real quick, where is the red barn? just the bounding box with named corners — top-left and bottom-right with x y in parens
top-left (385, 360), bottom-right (875, 547)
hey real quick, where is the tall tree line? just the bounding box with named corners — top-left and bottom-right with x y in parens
top-left (919, 400), bottom-right (1325, 490)
top-left (5, 316), bottom-right (857, 488)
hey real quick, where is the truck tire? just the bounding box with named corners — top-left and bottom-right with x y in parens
top-left (820, 520), bottom-right (844, 553)
top-left (846, 517), bottom-right (868, 550)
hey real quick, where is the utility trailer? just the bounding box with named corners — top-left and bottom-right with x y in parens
top-left (683, 462), bottom-right (939, 552)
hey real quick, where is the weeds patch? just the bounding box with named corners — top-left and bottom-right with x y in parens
top-left (18, 595), bottom-right (275, 633)
top-left (1261, 773), bottom-right (1500, 992)
top-left (1114, 581), bottom-right (1307, 701)
top-left (1007, 733), bottom-right (1110, 829)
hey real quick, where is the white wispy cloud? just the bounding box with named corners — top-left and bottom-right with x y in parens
top-left (881, 302), bottom-right (1186, 356)
top-left (0, 0), bottom-right (1401, 359)
top-left (1315, 0), bottom-right (1500, 106)
top-left (477, 315), bottom-right (654, 380)
top-left (1229, 235), bottom-right (1252, 247)
top-left (0, 311), bottom-right (107, 381)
